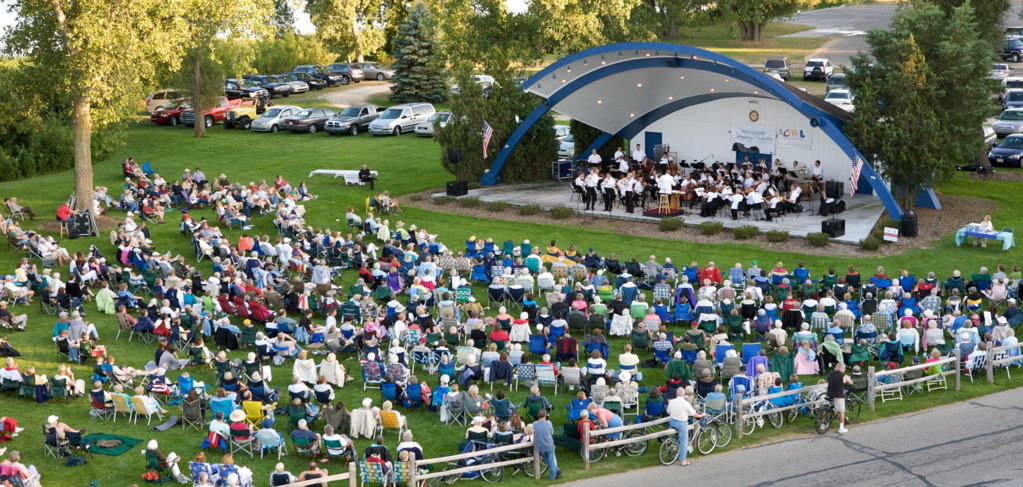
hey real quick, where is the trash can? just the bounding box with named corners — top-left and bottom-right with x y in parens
top-left (901, 209), bottom-right (918, 237)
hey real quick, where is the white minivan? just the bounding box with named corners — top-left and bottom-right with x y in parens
top-left (368, 103), bottom-right (436, 136)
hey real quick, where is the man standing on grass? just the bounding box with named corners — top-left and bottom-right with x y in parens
top-left (532, 409), bottom-right (560, 480)
top-left (828, 362), bottom-right (854, 434)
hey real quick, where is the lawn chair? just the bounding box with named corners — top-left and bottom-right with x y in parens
top-left (358, 461), bottom-right (391, 487)
top-left (229, 425), bottom-right (257, 458)
top-left (535, 364), bottom-right (558, 395)
top-left (362, 361), bottom-right (383, 390)
top-left (179, 398), bottom-right (204, 431)
top-left (513, 363), bottom-right (535, 391)
top-left (255, 429), bottom-right (288, 460)
top-left (292, 434), bottom-right (321, 459)
top-left (131, 395), bottom-right (165, 425)
top-left (377, 409), bottom-right (406, 438)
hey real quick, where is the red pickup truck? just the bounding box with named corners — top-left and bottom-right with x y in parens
top-left (181, 97), bottom-right (244, 127)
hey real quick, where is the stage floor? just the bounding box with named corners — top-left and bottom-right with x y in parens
top-left (437, 181), bottom-right (884, 244)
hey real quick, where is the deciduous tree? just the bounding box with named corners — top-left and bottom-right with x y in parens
top-left (4, 0), bottom-right (187, 214)
top-left (715, 0), bottom-right (818, 41)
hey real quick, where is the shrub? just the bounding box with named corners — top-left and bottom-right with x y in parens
top-left (765, 229), bottom-right (790, 242)
top-left (518, 204), bottom-right (542, 216)
top-left (408, 193), bottom-right (424, 202)
top-left (807, 232), bottom-right (831, 247)
top-left (659, 217), bottom-right (684, 232)
top-left (549, 207), bottom-right (574, 219)
top-left (859, 237), bottom-right (882, 251)
top-left (733, 225), bottom-right (760, 240)
top-left (870, 228), bottom-right (885, 241)
top-left (880, 218), bottom-right (901, 231)
top-left (699, 221), bottom-right (724, 235)
top-left (432, 195), bottom-right (456, 205)
top-left (485, 201), bottom-right (509, 213)
top-left (458, 197), bottom-right (482, 208)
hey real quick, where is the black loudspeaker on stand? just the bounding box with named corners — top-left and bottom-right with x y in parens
top-left (447, 180), bottom-right (468, 197)
top-left (822, 218), bottom-right (845, 238)
top-left (825, 181), bottom-right (845, 199)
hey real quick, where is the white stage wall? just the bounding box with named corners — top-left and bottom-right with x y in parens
top-left (634, 97), bottom-right (852, 181)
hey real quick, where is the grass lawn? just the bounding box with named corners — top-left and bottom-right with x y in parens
top-left (0, 115), bottom-right (1020, 486)
top-left (0, 23), bottom-right (1019, 485)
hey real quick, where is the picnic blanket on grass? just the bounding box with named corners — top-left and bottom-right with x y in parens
top-left (82, 433), bottom-right (142, 456)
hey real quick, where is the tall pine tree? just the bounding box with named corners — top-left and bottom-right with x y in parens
top-left (389, 2), bottom-right (447, 104)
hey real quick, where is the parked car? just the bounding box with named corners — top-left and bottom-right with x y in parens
top-left (451, 74), bottom-right (495, 95)
top-left (274, 73), bottom-right (311, 94)
top-left (224, 79), bottom-right (269, 100)
top-left (181, 97), bottom-right (243, 127)
top-left (991, 108), bottom-right (1023, 136)
top-left (558, 134), bottom-right (575, 158)
top-left (225, 99), bottom-right (272, 130)
top-left (355, 62), bottom-right (394, 81)
top-left (250, 105), bottom-right (302, 133)
top-left (144, 89), bottom-right (188, 113)
top-left (553, 125), bottom-right (570, 141)
top-left (1004, 89), bottom-right (1023, 110)
top-left (283, 108), bottom-right (335, 134)
top-left (1003, 38), bottom-right (1023, 62)
top-left (287, 72), bottom-right (327, 90)
top-left (243, 74), bottom-right (291, 98)
top-left (984, 125), bottom-right (998, 150)
top-left (150, 98), bottom-right (191, 126)
top-left (368, 102), bottom-right (435, 136)
top-left (325, 64), bottom-right (365, 84)
top-left (325, 105), bottom-right (384, 136)
top-left (803, 58), bottom-right (833, 81)
top-left (414, 111), bottom-right (451, 137)
top-left (763, 57), bottom-right (791, 81)
top-left (825, 73), bottom-right (847, 93)
top-left (991, 63), bottom-right (1012, 82)
top-left (1002, 77), bottom-right (1023, 101)
top-left (824, 89), bottom-right (855, 112)
top-left (988, 133), bottom-right (1023, 166)
top-left (292, 65), bottom-right (345, 86)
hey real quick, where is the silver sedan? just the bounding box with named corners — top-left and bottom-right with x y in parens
top-left (356, 63), bottom-right (394, 81)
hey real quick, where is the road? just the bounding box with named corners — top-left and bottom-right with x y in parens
top-left (561, 388), bottom-right (1023, 487)
top-left (785, 2), bottom-right (1023, 67)
top-left (322, 81), bottom-right (392, 107)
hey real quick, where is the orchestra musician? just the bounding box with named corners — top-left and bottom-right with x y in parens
top-left (584, 168), bottom-right (600, 211)
top-left (601, 172), bottom-right (616, 212)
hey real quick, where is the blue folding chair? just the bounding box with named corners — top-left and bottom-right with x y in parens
top-left (740, 343), bottom-right (761, 365)
top-left (714, 344), bottom-right (735, 369)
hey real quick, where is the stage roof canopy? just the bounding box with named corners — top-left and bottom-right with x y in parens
top-left (482, 42), bottom-right (905, 218)
top-left (522, 44), bottom-right (850, 136)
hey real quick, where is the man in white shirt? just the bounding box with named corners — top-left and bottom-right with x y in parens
top-left (613, 146), bottom-right (626, 162)
top-left (631, 144), bottom-right (645, 163)
top-left (584, 169), bottom-right (599, 210)
top-left (623, 173), bottom-right (637, 214)
top-left (667, 390), bottom-right (704, 465)
top-left (618, 344), bottom-right (640, 371)
top-left (601, 174), bottom-right (617, 212)
top-left (656, 172), bottom-right (674, 197)
top-left (587, 150), bottom-right (602, 167)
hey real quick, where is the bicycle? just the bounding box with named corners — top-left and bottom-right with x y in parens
top-left (845, 388), bottom-right (864, 424)
top-left (430, 440), bottom-right (505, 486)
top-left (581, 430), bottom-right (648, 463)
top-left (657, 417), bottom-right (717, 465)
top-left (813, 397), bottom-right (835, 435)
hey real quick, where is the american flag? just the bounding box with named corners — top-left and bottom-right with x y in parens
top-left (482, 120), bottom-right (494, 158)
top-left (849, 154), bottom-right (863, 196)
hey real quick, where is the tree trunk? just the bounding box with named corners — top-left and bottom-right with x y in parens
top-left (738, 20), bottom-right (754, 41)
top-left (352, 16), bottom-right (364, 63)
top-left (72, 94), bottom-right (94, 214)
top-left (192, 53), bottom-right (206, 137)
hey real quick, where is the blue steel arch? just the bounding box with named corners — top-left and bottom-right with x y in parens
top-left (481, 42), bottom-right (902, 219)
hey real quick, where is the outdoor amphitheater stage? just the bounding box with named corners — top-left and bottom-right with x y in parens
top-left (436, 181), bottom-right (885, 245)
